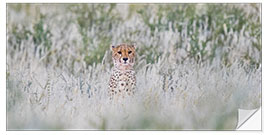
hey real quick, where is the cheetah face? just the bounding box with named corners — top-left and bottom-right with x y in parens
top-left (111, 43), bottom-right (136, 70)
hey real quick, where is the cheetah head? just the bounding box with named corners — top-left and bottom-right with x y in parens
top-left (111, 43), bottom-right (136, 70)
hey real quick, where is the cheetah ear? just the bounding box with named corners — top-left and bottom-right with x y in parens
top-left (131, 43), bottom-right (136, 49)
top-left (111, 44), bottom-right (116, 51)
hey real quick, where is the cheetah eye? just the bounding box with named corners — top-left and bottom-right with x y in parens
top-left (118, 51), bottom-right (122, 54)
top-left (128, 51), bottom-right (132, 54)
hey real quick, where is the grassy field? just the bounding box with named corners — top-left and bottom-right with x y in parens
top-left (7, 3), bottom-right (261, 130)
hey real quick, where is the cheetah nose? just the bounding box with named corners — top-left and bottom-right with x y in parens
top-left (123, 58), bottom-right (128, 61)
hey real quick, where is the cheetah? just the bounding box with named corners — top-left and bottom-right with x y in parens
top-left (108, 43), bottom-right (136, 100)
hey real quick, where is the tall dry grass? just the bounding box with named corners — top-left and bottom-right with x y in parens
top-left (7, 4), bottom-right (261, 130)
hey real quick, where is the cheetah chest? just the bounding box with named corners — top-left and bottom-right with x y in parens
top-left (109, 69), bottom-right (136, 98)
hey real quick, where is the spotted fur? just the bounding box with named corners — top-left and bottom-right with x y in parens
top-left (109, 43), bottom-right (136, 100)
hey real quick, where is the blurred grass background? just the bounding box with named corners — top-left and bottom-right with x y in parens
top-left (7, 3), bottom-right (261, 130)
top-left (7, 4), bottom-right (261, 69)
